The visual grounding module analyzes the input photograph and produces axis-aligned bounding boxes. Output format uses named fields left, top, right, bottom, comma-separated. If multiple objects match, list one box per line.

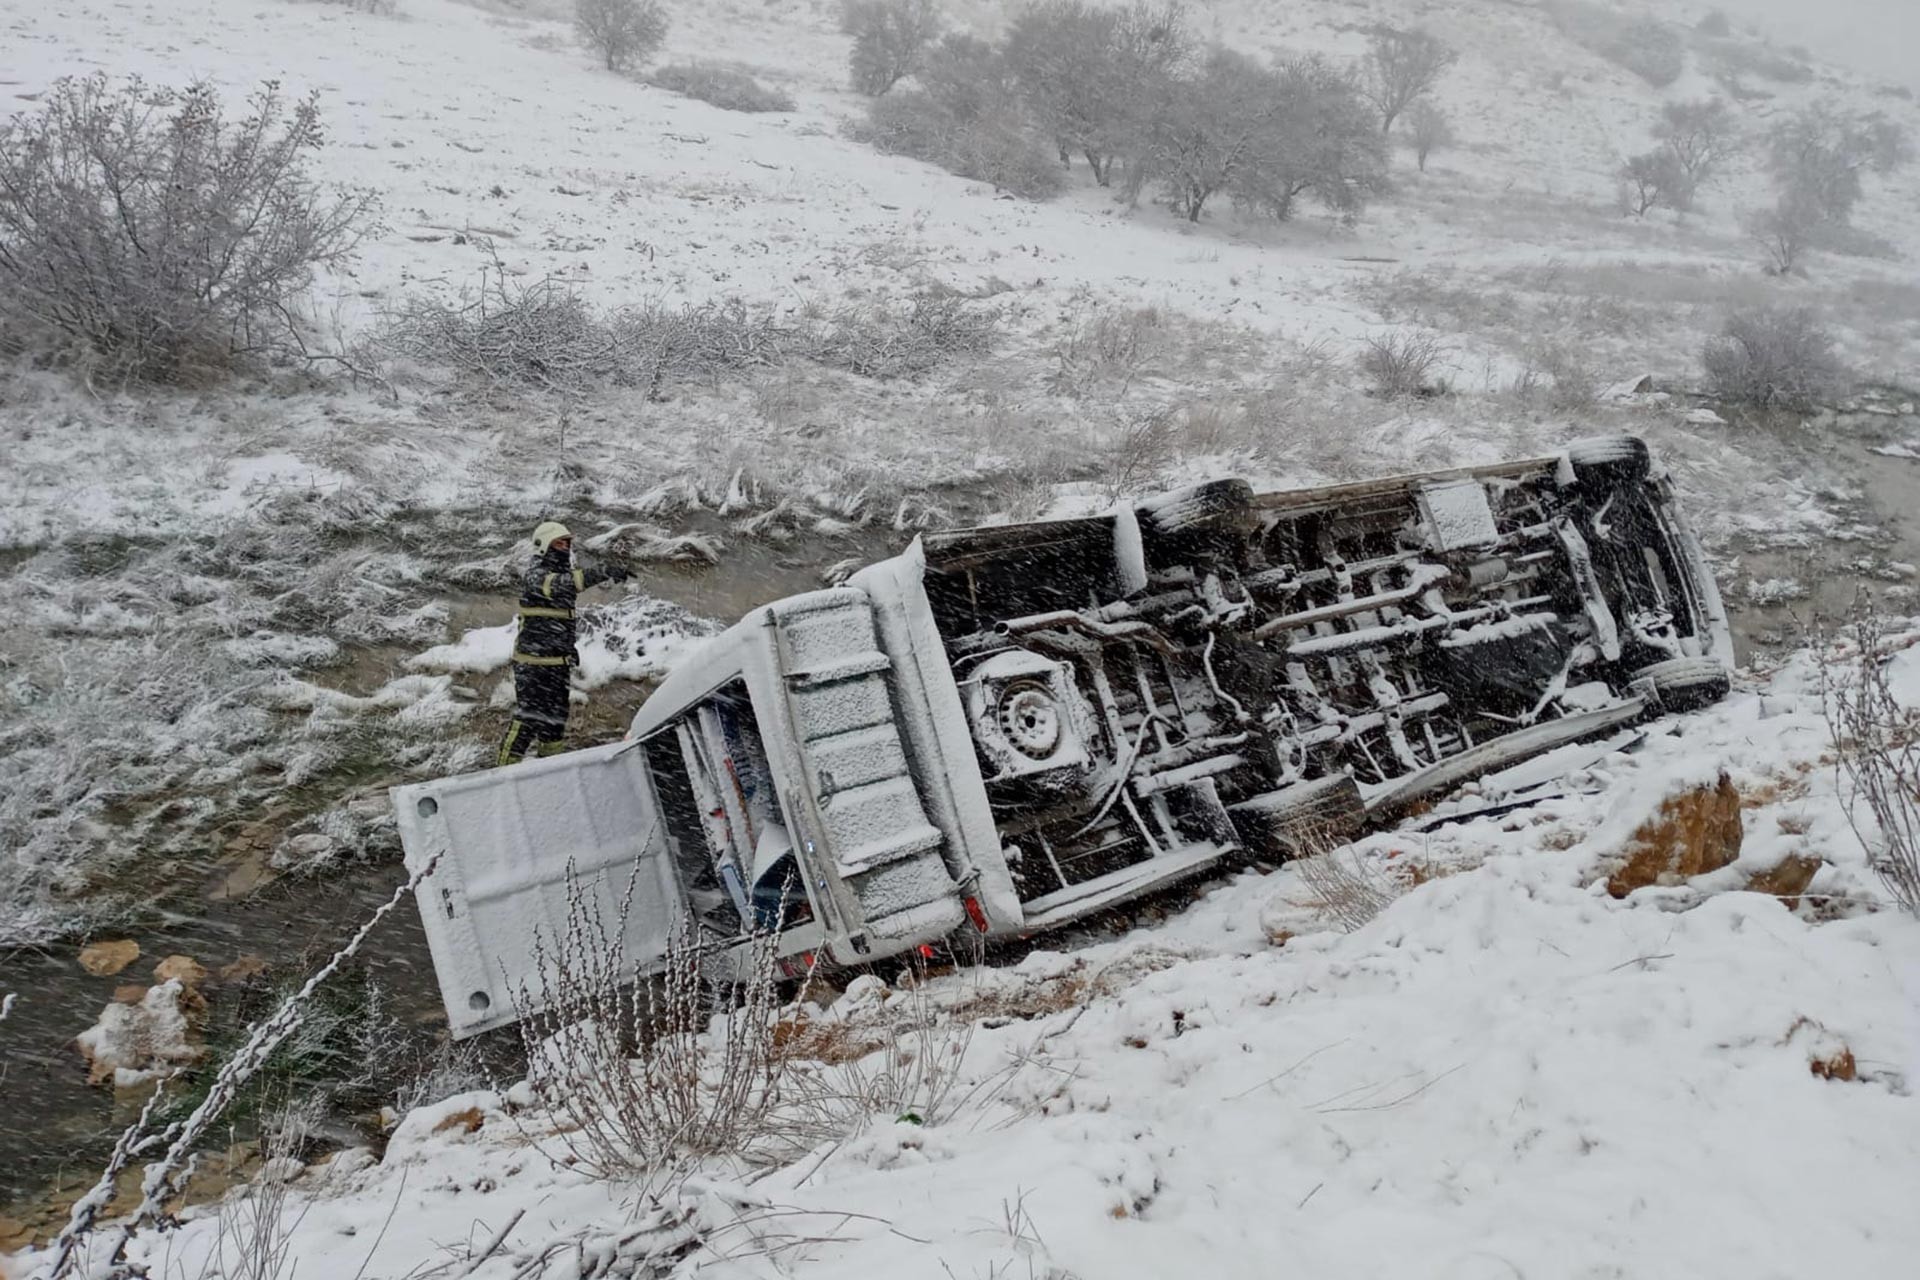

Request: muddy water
left=0, top=518, right=913, bottom=1229
left=1717, top=409, right=1920, bottom=660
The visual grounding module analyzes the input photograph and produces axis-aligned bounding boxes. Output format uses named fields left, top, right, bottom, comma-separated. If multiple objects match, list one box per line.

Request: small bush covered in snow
left=1359, top=330, right=1446, bottom=399
left=1700, top=305, right=1848, bottom=410
left=647, top=63, right=795, bottom=113
left=574, top=0, right=668, bottom=74
left=0, top=75, right=374, bottom=383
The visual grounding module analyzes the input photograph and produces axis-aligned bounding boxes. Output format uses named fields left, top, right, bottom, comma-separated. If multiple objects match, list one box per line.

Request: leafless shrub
left=1405, top=100, right=1452, bottom=171
left=0, top=75, right=375, bottom=384
left=1359, top=330, right=1446, bottom=398
left=1746, top=194, right=1820, bottom=275
left=803, top=293, right=1000, bottom=378
left=1512, top=341, right=1597, bottom=411
left=648, top=63, right=795, bottom=113
left=511, top=867, right=815, bottom=1181
left=788, top=979, right=985, bottom=1131
left=843, top=0, right=943, bottom=96
left=1701, top=305, right=1847, bottom=410
left=1096, top=408, right=1177, bottom=502
left=574, top=0, right=668, bottom=73
left=1820, top=603, right=1920, bottom=919
left=381, top=268, right=995, bottom=396
left=1048, top=305, right=1163, bottom=398
left=1294, top=842, right=1395, bottom=932
left=192, top=1106, right=314, bottom=1280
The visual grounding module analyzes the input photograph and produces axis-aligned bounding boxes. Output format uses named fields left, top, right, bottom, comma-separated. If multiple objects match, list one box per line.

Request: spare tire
left=1135, top=477, right=1255, bottom=538
left=1631, top=655, right=1731, bottom=713
left=1229, top=774, right=1366, bottom=860
left=1565, top=435, right=1652, bottom=490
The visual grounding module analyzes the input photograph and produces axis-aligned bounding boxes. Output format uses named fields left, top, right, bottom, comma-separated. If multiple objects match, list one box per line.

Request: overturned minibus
left=395, top=436, right=1732, bottom=1036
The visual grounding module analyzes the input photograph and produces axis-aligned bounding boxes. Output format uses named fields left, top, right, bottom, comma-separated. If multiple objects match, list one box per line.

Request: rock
left=74, top=980, right=208, bottom=1088
left=431, top=1106, right=487, bottom=1136
left=284, top=833, right=336, bottom=859
left=111, top=984, right=149, bottom=1005
left=1606, top=773, right=1744, bottom=898
left=1810, top=1046, right=1857, bottom=1081
left=217, top=953, right=270, bottom=983
left=154, top=955, right=210, bottom=987
left=78, top=939, right=140, bottom=977
left=258, top=1156, right=306, bottom=1185
left=1744, top=853, right=1823, bottom=909
left=1683, top=407, right=1726, bottom=426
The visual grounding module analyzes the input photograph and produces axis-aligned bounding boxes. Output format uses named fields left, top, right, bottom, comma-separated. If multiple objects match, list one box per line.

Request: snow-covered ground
left=21, top=642, right=1920, bottom=1278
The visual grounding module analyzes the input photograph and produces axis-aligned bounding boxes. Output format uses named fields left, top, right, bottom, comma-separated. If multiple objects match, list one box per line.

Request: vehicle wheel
left=1135, top=478, right=1255, bottom=539
left=1229, top=774, right=1367, bottom=860
left=1565, top=435, right=1651, bottom=490
left=1631, top=655, right=1731, bottom=713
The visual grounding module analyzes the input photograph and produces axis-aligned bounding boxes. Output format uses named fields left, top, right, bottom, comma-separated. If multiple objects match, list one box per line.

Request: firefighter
left=496, top=521, right=630, bottom=765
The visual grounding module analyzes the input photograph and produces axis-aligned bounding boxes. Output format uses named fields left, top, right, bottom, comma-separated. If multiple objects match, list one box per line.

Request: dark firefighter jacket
left=512, top=551, right=614, bottom=666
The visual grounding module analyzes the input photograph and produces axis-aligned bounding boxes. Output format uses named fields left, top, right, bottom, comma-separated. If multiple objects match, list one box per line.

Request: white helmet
left=531, top=521, right=572, bottom=553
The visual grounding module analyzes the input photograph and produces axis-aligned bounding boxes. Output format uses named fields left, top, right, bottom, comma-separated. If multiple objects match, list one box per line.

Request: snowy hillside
left=5, top=0, right=1920, bottom=1270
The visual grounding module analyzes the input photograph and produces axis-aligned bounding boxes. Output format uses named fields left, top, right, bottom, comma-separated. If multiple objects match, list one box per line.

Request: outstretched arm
left=572, top=562, right=630, bottom=591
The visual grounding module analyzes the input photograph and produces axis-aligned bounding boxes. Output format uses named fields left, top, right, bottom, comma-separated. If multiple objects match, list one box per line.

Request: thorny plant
left=509, top=859, right=821, bottom=1183
left=1293, top=836, right=1397, bottom=933
left=1818, top=601, right=1920, bottom=918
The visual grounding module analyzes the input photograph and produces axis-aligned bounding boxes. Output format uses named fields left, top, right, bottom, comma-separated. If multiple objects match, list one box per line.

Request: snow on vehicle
left=395, top=436, right=1733, bottom=1036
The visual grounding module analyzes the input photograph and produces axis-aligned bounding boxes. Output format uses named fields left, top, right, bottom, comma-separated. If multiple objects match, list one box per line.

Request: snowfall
left=6, top=0, right=1920, bottom=1275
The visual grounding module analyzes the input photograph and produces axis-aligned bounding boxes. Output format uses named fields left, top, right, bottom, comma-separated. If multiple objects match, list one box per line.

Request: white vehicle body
left=395, top=437, right=1733, bottom=1037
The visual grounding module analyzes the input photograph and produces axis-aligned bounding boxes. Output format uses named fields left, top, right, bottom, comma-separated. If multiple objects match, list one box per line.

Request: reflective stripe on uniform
left=541, top=572, right=556, bottom=598
left=517, top=606, right=574, bottom=619
left=496, top=722, right=523, bottom=766
left=572, top=568, right=586, bottom=590
left=512, top=651, right=570, bottom=666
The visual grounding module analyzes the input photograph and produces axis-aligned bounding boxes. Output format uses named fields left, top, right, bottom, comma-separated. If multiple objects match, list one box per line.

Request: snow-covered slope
left=24, top=643, right=1920, bottom=1278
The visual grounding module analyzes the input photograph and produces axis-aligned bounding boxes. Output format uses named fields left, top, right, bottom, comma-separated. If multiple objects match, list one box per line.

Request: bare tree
left=1228, top=56, right=1388, bottom=223
left=1618, top=148, right=1691, bottom=217
left=1656, top=98, right=1740, bottom=199
left=1746, top=191, right=1821, bottom=275
left=574, top=0, right=669, bottom=74
left=0, top=75, right=374, bottom=383
left=1133, top=47, right=1278, bottom=221
left=842, top=0, right=943, bottom=97
left=1405, top=100, right=1452, bottom=172
left=1767, top=102, right=1912, bottom=227
left=1361, top=27, right=1456, bottom=136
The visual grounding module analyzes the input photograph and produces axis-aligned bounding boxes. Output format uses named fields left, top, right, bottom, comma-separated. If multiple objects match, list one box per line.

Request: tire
left=1229, top=774, right=1367, bottom=860
left=1631, top=655, right=1731, bottom=713
left=1565, top=435, right=1651, bottom=490
left=1135, top=478, right=1255, bottom=538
